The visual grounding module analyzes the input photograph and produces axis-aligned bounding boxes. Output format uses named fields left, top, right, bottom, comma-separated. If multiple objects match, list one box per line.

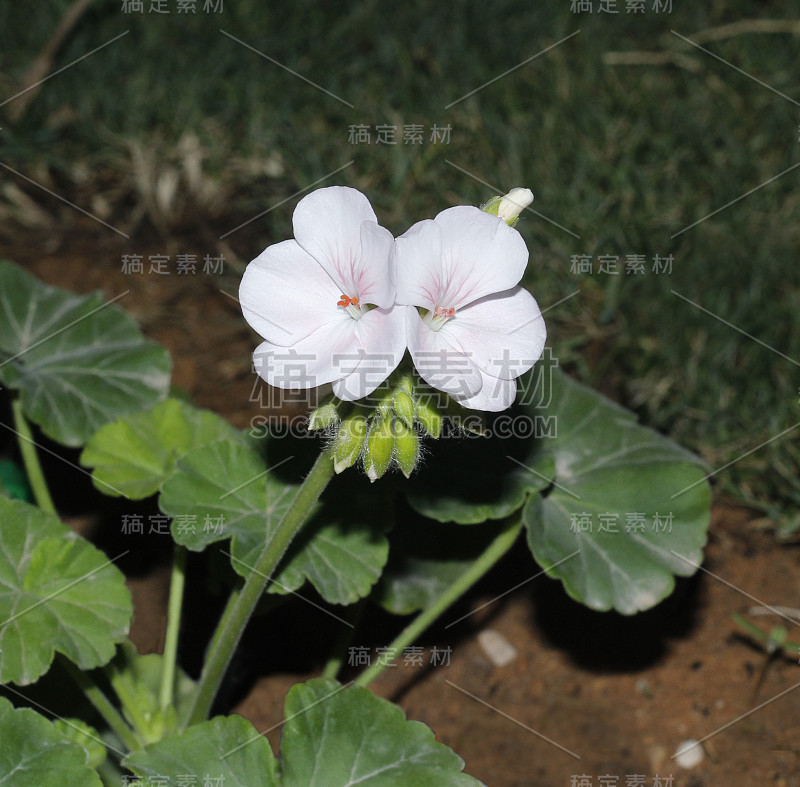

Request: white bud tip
left=497, top=188, right=533, bottom=222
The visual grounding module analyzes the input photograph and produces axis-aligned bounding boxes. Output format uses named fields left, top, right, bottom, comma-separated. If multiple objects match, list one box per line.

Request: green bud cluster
left=306, top=370, right=449, bottom=482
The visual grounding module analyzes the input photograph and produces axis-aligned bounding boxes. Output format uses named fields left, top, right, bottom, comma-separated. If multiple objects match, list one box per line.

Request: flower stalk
left=11, top=397, right=56, bottom=515
left=181, top=448, right=335, bottom=728
left=354, top=516, right=523, bottom=688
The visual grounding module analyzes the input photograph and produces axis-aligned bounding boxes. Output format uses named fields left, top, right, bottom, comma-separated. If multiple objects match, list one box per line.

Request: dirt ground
left=9, top=236, right=800, bottom=787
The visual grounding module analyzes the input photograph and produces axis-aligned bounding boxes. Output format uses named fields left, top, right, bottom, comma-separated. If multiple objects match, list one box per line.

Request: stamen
left=338, top=295, right=361, bottom=308
left=426, top=304, right=456, bottom=332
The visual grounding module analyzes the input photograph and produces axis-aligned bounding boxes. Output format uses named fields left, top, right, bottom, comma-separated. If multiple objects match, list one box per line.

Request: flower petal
left=239, top=240, right=343, bottom=347
left=395, top=218, right=441, bottom=310
left=433, top=206, right=529, bottom=308
left=252, top=315, right=360, bottom=391
left=451, top=369, right=518, bottom=412
left=443, top=286, right=546, bottom=380
left=293, top=186, right=394, bottom=307
left=405, top=306, right=482, bottom=397
left=331, top=306, right=407, bottom=400
left=356, top=220, right=396, bottom=307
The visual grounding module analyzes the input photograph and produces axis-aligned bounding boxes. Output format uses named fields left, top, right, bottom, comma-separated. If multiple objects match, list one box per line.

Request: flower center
left=425, top=304, right=456, bottom=332
left=337, top=294, right=364, bottom=319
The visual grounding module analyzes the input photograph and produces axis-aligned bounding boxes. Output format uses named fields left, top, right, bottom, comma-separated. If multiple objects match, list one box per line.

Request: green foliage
left=159, top=442, right=390, bottom=604
left=52, top=718, right=107, bottom=770
left=107, top=641, right=196, bottom=744
left=81, top=398, right=245, bottom=499
left=280, top=678, right=484, bottom=786
left=0, top=261, right=170, bottom=447
left=124, top=713, right=279, bottom=786
left=0, top=697, right=103, bottom=787
left=0, top=459, right=33, bottom=502
left=523, top=370, right=711, bottom=613
left=0, top=497, right=132, bottom=685
left=378, top=516, right=514, bottom=615
left=126, top=678, right=484, bottom=786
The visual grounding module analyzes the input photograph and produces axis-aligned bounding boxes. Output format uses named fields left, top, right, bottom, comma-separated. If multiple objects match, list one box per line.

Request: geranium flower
left=395, top=205, right=546, bottom=411
left=239, top=186, right=406, bottom=401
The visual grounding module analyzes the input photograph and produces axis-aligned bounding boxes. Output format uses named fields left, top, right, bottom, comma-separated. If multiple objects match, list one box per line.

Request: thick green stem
left=182, top=449, right=335, bottom=728
left=354, top=517, right=523, bottom=688
left=159, top=545, right=187, bottom=711
left=321, top=597, right=367, bottom=680
left=11, top=398, right=55, bottom=514
left=59, top=656, right=141, bottom=753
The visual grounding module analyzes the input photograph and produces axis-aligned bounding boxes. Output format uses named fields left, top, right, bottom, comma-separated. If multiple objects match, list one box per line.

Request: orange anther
left=338, top=294, right=361, bottom=308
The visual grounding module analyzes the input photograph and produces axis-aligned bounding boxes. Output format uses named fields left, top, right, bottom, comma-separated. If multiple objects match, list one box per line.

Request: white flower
left=395, top=206, right=546, bottom=411
left=239, top=186, right=406, bottom=401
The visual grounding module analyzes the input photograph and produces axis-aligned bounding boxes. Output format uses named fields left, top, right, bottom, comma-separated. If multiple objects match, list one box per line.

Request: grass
left=2, top=0, right=800, bottom=518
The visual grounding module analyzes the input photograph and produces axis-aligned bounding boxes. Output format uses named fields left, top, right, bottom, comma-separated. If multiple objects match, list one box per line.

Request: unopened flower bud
left=482, top=187, right=533, bottom=227
left=416, top=393, right=443, bottom=439
left=393, top=420, right=419, bottom=478
left=307, top=401, right=340, bottom=431
left=392, top=389, right=416, bottom=428
left=332, top=413, right=368, bottom=474
left=497, top=188, right=533, bottom=224
left=364, top=416, right=394, bottom=482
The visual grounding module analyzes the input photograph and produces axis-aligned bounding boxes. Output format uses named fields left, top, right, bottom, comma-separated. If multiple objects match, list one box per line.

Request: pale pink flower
left=239, top=187, right=406, bottom=401
left=396, top=206, right=546, bottom=411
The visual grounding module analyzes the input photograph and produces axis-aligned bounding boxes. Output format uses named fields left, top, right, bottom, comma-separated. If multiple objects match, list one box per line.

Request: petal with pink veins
left=444, top=287, right=546, bottom=380
left=405, top=306, right=482, bottom=398
left=252, top=314, right=361, bottom=391
left=331, top=306, right=408, bottom=400
left=430, top=206, right=529, bottom=309
left=395, top=218, right=442, bottom=310
left=239, top=240, right=343, bottom=347
left=293, top=186, right=393, bottom=306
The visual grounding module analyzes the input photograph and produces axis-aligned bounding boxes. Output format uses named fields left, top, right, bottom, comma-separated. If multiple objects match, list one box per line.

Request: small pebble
left=477, top=629, right=518, bottom=667
left=673, top=739, right=704, bottom=769
left=635, top=678, right=653, bottom=698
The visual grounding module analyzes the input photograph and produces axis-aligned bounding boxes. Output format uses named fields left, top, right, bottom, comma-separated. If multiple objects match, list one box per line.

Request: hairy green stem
left=159, top=545, right=187, bottom=711
left=59, top=656, right=141, bottom=753
left=182, top=449, right=335, bottom=728
left=11, top=398, right=56, bottom=514
left=354, top=517, right=523, bottom=688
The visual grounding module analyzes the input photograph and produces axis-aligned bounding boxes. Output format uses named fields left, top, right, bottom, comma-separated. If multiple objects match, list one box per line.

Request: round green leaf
left=266, top=486, right=390, bottom=605
left=0, top=260, right=171, bottom=447
left=0, top=497, right=132, bottom=685
left=406, top=422, right=554, bottom=525
left=52, top=719, right=107, bottom=770
left=159, top=444, right=389, bottom=605
left=124, top=713, right=278, bottom=786
left=280, top=678, right=485, bottom=786
left=0, top=696, right=102, bottom=786
left=158, top=440, right=288, bottom=562
left=522, top=370, right=711, bottom=614
left=81, top=398, right=245, bottom=499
